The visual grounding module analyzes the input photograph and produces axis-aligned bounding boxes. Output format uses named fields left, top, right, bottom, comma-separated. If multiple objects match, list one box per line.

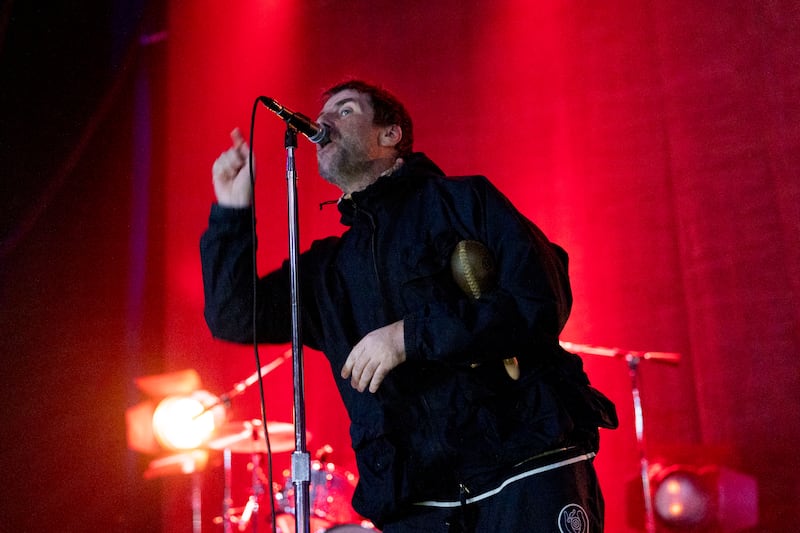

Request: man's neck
left=341, top=156, right=403, bottom=194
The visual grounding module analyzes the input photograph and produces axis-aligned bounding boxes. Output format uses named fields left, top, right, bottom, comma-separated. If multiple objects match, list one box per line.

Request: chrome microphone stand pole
left=283, top=127, right=311, bottom=533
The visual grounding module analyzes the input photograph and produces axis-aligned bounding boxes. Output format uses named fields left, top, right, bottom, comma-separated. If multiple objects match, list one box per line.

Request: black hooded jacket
left=200, top=153, right=617, bottom=525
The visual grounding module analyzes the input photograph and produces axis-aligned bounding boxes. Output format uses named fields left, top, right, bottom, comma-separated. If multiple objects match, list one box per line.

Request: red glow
left=162, top=2, right=794, bottom=532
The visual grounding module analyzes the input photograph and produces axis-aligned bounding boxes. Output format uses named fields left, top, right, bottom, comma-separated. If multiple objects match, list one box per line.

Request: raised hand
left=211, top=128, right=253, bottom=207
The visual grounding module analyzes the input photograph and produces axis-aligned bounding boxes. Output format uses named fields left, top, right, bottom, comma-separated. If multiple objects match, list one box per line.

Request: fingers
left=341, top=355, right=354, bottom=380
left=231, top=128, right=249, bottom=159
left=341, top=346, right=379, bottom=393
left=213, top=142, right=247, bottom=180
left=352, top=359, right=374, bottom=393
left=231, top=127, right=245, bottom=148
left=341, top=347, right=397, bottom=393
left=341, top=322, right=406, bottom=393
left=215, top=128, right=247, bottom=177
left=341, top=347, right=366, bottom=391
left=214, top=150, right=239, bottom=173
left=354, top=358, right=383, bottom=393
left=368, top=365, right=389, bottom=393
left=211, top=127, right=254, bottom=207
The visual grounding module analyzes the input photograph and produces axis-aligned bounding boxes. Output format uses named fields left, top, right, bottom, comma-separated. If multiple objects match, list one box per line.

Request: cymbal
left=559, top=341, right=681, bottom=365
left=206, top=419, right=307, bottom=454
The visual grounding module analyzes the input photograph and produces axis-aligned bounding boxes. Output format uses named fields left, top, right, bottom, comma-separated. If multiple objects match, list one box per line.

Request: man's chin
left=317, top=166, right=344, bottom=189
left=317, top=147, right=337, bottom=174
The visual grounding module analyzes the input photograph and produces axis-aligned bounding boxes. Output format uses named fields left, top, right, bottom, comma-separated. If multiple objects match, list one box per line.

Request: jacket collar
left=337, top=152, right=445, bottom=226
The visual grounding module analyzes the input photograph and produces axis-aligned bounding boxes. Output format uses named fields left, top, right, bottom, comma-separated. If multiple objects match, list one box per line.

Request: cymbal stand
left=238, top=450, right=266, bottom=532
left=626, top=353, right=655, bottom=533
left=559, top=341, right=680, bottom=533
left=192, top=471, right=202, bottom=533
left=222, top=447, right=233, bottom=533
left=198, top=350, right=292, bottom=418
left=219, top=442, right=272, bottom=533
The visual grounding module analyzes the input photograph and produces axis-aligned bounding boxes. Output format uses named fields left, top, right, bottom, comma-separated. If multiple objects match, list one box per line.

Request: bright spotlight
left=152, top=390, right=226, bottom=450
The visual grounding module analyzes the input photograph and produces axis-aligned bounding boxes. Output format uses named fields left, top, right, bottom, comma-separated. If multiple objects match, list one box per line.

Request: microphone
left=260, top=96, right=329, bottom=144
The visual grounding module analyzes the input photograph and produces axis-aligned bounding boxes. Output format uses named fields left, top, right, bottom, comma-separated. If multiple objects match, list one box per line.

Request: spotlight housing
left=645, top=462, right=758, bottom=532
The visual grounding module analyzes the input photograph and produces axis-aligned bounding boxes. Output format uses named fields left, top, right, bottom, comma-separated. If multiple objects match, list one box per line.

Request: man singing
left=201, top=80, right=617, bottom=532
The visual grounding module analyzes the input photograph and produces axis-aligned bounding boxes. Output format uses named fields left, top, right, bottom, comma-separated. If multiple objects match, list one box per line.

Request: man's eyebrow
left=318, top=97, right=358, bottom=119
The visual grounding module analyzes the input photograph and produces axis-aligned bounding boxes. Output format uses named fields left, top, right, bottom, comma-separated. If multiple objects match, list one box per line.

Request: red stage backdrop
left=161, top=1, right=799, bottom=531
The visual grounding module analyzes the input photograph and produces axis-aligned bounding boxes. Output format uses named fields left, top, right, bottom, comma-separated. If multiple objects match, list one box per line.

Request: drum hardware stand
left=191, top=471, right=203, bottom=533
left=197, top=350, right=292, bottom=419
left=559, top=341, right=680, bottom=533
left=627, top=353, right=655, bottom=533
left=209, top=353, right=292, bottom=533
left=218, top=440, right=274, bottom=533
left=239, top=449, right=267, bottom=532
left=222, top=447, right=233, bottom=533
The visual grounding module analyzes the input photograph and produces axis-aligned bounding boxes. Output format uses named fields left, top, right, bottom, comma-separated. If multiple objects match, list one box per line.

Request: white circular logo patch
left=558, top=503, right=589, bottom=533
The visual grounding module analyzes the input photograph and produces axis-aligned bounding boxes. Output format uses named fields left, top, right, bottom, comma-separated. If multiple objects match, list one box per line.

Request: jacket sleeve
left=200, top=204, right=296, bottom=345
left=403, top=176, right=572, bottom=367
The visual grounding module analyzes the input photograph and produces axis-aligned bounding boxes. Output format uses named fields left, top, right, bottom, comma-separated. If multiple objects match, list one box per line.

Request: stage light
left=646, top=463, right=758, bottom=532
left=126, top=369, right=226, bottom=476
left=652, top=465, right=713, bottom=528
left=152, top=390, right=226, bottom=450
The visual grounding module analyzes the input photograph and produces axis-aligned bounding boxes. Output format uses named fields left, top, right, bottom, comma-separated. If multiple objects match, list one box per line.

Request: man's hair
left=323, top=80, right=414, bottom=156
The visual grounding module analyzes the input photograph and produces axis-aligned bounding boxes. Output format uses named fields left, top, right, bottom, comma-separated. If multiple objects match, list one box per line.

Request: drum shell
left=276, top=460, right=361, bottom=525
left=274, top=514, right=377, bottom=533
left=325, top=525, right=379, bottom=533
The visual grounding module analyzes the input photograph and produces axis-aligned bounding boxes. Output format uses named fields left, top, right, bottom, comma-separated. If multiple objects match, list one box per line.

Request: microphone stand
left=283, top=127, right=311, bottom=533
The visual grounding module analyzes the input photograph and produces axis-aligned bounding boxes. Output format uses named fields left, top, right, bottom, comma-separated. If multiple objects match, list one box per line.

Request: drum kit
left=151, top=351, right=370, bottom=533
left=205, top=418, right=376, bottom=533
left=201, top=410, right=374, bottom=532
left=190, top=341, right=680, bottom=533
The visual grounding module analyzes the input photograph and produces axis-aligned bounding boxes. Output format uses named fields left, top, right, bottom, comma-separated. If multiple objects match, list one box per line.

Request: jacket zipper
left=353, top=202, right=387, bottom=313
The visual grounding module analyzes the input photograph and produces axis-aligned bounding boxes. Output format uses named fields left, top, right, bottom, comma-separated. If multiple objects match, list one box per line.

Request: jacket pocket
left=348, top=421, right=404, bottom=525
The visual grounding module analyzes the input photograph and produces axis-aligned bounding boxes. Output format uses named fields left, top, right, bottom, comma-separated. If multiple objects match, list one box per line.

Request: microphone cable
left=246, top=96, right=279, bottom=533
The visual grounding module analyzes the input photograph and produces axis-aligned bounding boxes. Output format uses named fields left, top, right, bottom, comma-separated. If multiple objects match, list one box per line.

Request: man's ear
left=379, top=124, right=402, bottom=148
